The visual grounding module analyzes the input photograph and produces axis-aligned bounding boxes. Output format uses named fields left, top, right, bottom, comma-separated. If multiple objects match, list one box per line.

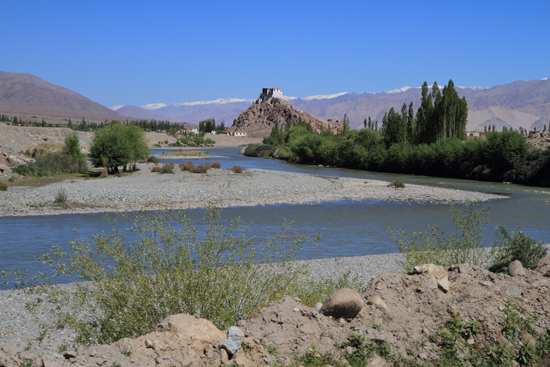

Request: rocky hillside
left=230, top=98, right=342, bottom=138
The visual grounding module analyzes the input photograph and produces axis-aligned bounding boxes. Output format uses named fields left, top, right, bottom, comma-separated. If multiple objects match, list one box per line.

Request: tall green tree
left=90, top=123, right=149, bottom=174
left=382, top=107, right=407, bottom=146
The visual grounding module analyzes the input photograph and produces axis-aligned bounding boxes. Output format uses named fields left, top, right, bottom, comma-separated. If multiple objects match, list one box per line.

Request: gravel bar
left=0, top=164, right=507, bottom=218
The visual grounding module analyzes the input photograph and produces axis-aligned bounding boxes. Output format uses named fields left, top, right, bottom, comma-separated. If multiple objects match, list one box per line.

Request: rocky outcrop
left=230, top=97, right=342, bottom=138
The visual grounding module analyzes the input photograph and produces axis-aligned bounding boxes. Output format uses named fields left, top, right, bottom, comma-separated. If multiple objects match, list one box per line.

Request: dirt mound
left=242, top=262, right=550, bottom=365
left=231, top=98, right=342, bottom=138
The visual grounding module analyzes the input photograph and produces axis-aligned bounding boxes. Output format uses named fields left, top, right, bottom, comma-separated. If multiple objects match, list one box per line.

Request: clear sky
left=2, top=0, right=549, bottom=107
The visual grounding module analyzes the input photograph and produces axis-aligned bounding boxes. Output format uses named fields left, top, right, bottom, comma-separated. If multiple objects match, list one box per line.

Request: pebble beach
left=0, top=164, right=507, bottom=218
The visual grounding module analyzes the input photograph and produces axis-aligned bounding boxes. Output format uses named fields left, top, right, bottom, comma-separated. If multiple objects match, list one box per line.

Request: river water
left=1, top=147, right=549, bottom=289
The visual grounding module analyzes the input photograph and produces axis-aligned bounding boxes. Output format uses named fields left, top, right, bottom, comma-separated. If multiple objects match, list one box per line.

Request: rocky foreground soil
left=2, top=257, right=550, bottom=367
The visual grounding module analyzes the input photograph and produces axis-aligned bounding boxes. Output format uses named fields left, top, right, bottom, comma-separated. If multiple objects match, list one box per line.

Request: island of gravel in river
left=0, top=164, right=507, bottom=217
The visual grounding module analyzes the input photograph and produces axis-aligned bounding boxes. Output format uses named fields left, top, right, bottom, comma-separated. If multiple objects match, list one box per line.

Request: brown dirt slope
left=230, top=98, right=343, bottom=138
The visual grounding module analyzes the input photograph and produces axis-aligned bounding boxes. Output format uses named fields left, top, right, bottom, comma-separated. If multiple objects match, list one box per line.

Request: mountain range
left=113, top=78, right=550, bottom=131
left=1, top=70, right=549, bottom=132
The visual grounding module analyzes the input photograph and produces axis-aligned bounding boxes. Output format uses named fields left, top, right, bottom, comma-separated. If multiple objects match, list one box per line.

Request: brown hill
left=230, top=97, right=342, bottom=138
left=0, top=71, right=120, bottom=116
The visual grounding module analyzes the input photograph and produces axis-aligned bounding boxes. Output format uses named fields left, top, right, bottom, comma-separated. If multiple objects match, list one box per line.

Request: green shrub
left=191, top=163, right=210, bottom=174
left=147, top=156, right=159, bottom=164
left=22, top=208, right=310, bottom=346
left=205, top=138, right=215, bottom=145
left=62, top=134, right=86, bottom=168
left=159, top=163, right=175, bottom=174
left=243, top=144, right=273, bottom=158
left=179, top=161, right=195, bottom=172
left=0, top=181, right=7, bottom=191
left=388, top=180, right=405, bottom=188
left=230, top=165, right=244, bottom=173
left=193, top=135, right=205, bottom=145
left=179, top=137, right=189, bottom=145
left=489, top=225, right=548, bottom=273
left=13, top=152, right=84, bottom=177
left=209, top=161, right=221, bottom=169
left=394, top=201, right=492, bottom=272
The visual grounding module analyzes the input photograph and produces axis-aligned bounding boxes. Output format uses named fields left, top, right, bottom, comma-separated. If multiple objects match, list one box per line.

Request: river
left=1, top=147, right=549, bottom=289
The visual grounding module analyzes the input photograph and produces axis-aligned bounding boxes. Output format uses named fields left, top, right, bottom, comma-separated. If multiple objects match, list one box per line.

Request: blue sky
left=2, top=1, right=549, bottom=107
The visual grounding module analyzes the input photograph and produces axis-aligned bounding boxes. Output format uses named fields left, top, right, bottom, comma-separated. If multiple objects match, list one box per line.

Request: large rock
left=535, top=256, right=550, bottom=276
left=509, top=260, right=526, bottom=277
left=414, top=264, right=450, bottom=292
left=320, top=287, right=365, bottom=318
left=155, top=313, right=226, bottom=342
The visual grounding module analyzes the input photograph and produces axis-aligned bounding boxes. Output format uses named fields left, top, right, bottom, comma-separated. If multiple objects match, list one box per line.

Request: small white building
left=259, top=87, right=283, bottom=102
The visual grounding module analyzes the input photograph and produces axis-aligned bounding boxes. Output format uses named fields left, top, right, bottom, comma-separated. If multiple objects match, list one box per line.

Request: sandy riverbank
left=0, top=164, right=507, bottom=218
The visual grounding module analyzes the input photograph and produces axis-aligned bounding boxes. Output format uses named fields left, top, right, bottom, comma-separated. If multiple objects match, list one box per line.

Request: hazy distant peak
left=379, top=86, right=413, bottom=94
left=110, top=105, right=124, bottom=111
left=173, top=98, right=253, bottom=107
left=300, top=92, right=349, bottom=101
left=456, top=86, right=487, bottom=90
left=141, top=103, right=168, bottom=110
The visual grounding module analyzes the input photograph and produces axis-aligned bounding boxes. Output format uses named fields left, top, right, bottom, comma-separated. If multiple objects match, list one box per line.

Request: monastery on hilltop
left=259, top=88, right=283, bottom=103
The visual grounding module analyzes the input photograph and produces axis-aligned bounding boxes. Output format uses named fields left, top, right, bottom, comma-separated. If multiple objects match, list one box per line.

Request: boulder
left=367, top=296, right=388, bottom=312
left=535, top=256, right=550, bottom=276
left=320, top=287, right=365, bottom=319
left=221, top=326, right=243, bottom=356
left=509, top=260, right=526, bottom=277
left=414, top=264, right=450, bottom=292
left=155, top=313, right=226, bottom=342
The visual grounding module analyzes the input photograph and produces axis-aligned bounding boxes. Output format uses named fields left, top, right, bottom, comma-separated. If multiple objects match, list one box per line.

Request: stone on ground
left=320, top=287, right=365, bottom=318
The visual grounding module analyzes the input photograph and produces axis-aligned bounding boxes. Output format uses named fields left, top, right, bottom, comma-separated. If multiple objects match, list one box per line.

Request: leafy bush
left=191, top=163, right=210, bottom=174
left=160, top=163, right=175, bottom=174
left=243, top=144, right=273, bottom=158
left=62, top=134, right=86, bottom=168
left=209, top=161, right=221, bottom=169
left=179, top=161, right=195, bottom=172
left=193, top=135, right=205, bottom=145
left=151, top=164, right=174, bottom=174
left=13, top=152, right=84, bottom=177
left=230, top=165, right=244, bottom=173
left=205, top=138, right=215, bottom=145
left=0, top=181, right=7, bottom=191
left=147, top=156, right=159, bottom=163
left=22, top=208, right=311, bottom=346
left=179, top=137, right=189, bottom=145
left=388, top=180, right=405, bottom=188
left=394, top=201, right=491, bottom=272
left=489, top=225, right=548, bottom=273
